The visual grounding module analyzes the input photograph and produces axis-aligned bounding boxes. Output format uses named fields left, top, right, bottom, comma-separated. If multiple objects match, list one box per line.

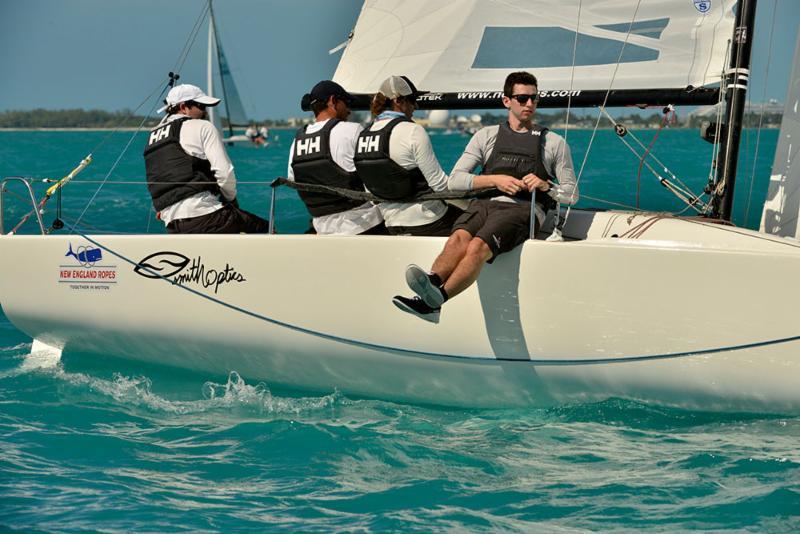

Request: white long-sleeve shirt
left=287, top=119, right=383, bottom=235
left=364, top=117, right=451, bottom=228
left=157, top=114, right=237, bottom=225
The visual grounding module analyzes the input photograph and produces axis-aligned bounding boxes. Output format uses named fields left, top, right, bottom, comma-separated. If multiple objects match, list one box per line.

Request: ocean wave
left=50, top=367, right=346, bottom=419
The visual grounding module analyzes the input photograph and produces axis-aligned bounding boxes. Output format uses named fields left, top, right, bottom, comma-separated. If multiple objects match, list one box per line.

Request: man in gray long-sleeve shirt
left=393, top=71, right=579, bottom=322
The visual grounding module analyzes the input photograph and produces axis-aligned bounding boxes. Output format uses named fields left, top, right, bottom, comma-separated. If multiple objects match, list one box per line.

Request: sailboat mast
left=711, top=0, right=758, bottom=221
left=208, top=0, right=234, bottom=138
left=207, top=0, right=216, bottom=128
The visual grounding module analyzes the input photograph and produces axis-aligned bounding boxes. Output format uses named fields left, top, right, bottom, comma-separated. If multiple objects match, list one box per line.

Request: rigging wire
left=562, top=0, right=644, bottom=227
left=598, top=108, right=707, bottom=212
left=68, top=2, right=212, bottom=234
left=545, top=0, right=583, bottom=242
left=702, top=44, right=730, bottom=215
left=70, top=113, right=156, bottom=233
left=577, top=194, right=641, bottom=211
left=743, top=0, right=778, bottom=226
left=634, top=105, right=675, bottom=208
left=563, top=0, right=582, bottom=141
left=171, top=2, right=211, bottom=76
left=39, top=179, right=276, bottom=185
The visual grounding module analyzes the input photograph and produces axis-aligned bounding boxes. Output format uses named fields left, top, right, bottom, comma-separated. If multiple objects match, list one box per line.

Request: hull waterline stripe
left=79, top=234, right=800, bottom=366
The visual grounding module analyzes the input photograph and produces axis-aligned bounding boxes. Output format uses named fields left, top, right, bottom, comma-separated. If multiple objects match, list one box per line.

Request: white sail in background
left=333, top=0, right=735, bottom=93
left=760, top=33, right=800, bottom=238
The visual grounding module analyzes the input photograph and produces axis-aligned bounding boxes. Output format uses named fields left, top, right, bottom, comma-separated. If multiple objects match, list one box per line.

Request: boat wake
left=59, top=369, right=347, bottom=418
left=2, top=342, right=346, bottom=417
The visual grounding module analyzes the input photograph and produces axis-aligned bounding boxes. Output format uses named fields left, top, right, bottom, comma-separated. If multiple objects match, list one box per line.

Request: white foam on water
left=0, top=340, right=63, bottom=378
left=51, top=366, right=344, bottom=418
left=0, top=342, right=31, bottom=353
left=19, top=339, right=62, bottom=372
left=0, top=339, right=345, bottom=416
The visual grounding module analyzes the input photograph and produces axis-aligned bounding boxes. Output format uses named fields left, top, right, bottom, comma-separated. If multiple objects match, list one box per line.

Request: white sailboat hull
left=2, top=210, right=799, bottom=412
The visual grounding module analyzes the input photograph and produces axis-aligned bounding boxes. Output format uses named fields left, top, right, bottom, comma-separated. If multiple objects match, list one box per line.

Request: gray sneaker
left=405, top=264, right=445, bottom=308
left=392, top=295, right=440, bottom=324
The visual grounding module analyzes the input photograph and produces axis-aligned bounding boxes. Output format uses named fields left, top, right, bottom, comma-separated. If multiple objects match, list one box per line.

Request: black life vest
left=353, top=116, right=431, bottom=201
left=483, top=122, right=557, bottom=211
left=291, top=119, right=366, bottom=217
left=143, top=117, right=219, bottom=211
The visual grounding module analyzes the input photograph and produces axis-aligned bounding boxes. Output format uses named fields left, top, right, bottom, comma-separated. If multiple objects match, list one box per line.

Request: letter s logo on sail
left=134, top=252, right=190, bottom=279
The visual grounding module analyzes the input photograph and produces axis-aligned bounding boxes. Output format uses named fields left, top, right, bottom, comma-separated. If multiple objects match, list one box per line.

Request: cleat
left=405, top=264, right=445, bottom=308
left=392, top=295, right=440, bottom=324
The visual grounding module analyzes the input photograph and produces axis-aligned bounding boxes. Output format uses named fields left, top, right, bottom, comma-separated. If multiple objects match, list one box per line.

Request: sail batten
left=333, top=0, right=736, bottom=98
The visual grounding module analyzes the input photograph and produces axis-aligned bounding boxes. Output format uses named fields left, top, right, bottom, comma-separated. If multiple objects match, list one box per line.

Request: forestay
left=760, top=33, right=800, bottom=239
left=333, top=0, right=735, bottom=94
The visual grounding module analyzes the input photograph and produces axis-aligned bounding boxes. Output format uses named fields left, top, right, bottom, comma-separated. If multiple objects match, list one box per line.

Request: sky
left=1, top=0, right=798, bottom=120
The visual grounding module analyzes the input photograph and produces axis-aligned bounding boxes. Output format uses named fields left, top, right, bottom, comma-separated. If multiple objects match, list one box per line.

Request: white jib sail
left=760, top=32, right=800, bottom=239
left=333, top=0, right=735, bottom=94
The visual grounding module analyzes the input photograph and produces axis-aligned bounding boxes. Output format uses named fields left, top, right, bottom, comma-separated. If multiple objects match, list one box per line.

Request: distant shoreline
left=0, top=126, right=780, bottom=132
left=0, top=126, right=298, bottom=132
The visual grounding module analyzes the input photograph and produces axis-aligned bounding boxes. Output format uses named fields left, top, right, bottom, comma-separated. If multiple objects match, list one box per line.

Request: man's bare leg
left=430, top=229, right=472, bottom=282
left=442, top=237, right=493, bottom=299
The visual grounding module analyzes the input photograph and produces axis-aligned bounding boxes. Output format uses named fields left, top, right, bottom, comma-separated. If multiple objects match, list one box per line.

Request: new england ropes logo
left=133, top=251, right=246, bottom=294
left=693, top=0, right=711, bottom=13
left=65, top=243, right=103, bottom=267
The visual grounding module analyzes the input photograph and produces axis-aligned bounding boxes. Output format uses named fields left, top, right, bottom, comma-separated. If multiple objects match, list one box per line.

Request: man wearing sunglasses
left=144, top=83, right=269, bottom=234
left=288, top=80, right=385, bottom=235
left=393, top=71, right=578, bottom=322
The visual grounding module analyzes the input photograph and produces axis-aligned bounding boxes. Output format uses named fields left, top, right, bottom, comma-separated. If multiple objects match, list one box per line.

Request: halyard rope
left=562, top=0, right=644, bottom=228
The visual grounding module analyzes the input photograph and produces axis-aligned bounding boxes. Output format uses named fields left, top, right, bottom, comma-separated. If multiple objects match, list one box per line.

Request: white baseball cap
left=158, top=84, right=221, bottom=113
left=378, top=75, right=423, bottom=100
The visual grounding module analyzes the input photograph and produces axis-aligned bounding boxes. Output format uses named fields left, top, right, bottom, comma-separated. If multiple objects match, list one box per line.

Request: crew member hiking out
left=393, top=71, right=579, bottom=322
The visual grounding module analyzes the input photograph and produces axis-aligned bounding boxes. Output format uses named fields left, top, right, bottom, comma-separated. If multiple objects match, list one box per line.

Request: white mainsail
left=760, top=32, right=800, bottom=238
left=333, top=0, right=735, bottom=93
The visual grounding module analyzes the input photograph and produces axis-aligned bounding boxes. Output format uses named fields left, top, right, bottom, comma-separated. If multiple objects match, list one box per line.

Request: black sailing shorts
left=451, top=199, right=539, bottom=261
left=166, top=204, right=270, bottom=234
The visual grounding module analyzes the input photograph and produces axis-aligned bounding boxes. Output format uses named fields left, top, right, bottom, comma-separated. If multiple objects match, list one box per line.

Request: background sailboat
left=205, top=0, right=268, bottom=148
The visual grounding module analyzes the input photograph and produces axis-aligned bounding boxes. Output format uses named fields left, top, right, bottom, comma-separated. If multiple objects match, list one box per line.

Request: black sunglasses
left=510, top=94, right=539, bottom=104
left=187, top=101, right=207, bottom=110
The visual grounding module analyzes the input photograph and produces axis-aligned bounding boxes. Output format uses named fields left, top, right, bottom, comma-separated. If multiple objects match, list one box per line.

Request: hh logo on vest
left=357, top=135, right=380, bottom=154
left=296, top=137, right=321, bottom=156
left=148, top=124, right=171, bottom=145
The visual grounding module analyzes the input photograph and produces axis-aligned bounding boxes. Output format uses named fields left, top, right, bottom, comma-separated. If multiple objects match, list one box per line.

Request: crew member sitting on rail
left=288, top=80, right=386, bottom=235
left=144, top=84, right=269, bottom=234
left=393, top=71, right=579, bottom=322
left=354, top=75, right=463, bottom=236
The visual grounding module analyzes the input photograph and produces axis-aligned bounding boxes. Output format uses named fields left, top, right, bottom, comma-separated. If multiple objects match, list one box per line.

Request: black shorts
left=167, top=204, right=270, bottom=234
left=386, top=204, right=463, bottom=237
left=451, top=199, right=538, bottom=260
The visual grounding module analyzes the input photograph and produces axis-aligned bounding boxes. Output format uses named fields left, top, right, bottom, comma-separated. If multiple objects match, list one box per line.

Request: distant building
left=286, top=116, right=314, bottom=127
left=689, top=100, right=784, bottom=119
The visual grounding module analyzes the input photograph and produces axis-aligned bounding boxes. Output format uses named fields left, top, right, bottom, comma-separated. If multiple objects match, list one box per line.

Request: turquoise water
left=2, top=128, right=798, bottom=531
